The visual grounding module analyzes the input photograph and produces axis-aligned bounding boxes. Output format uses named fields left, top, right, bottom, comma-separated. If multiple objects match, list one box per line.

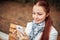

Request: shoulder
left=49, top=26, right=58, bottom=40
left=25, top=22, right=32, bottom=30
left=26, top=22, right=33, bottom=28
left=26, top=22, right=32, bottom=26
left=25, top=22, right=32, bottom=35
left=50, top=26, right=58, bottom=34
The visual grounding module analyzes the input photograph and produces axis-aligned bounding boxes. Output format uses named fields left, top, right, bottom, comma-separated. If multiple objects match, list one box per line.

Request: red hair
left=34, top=1, right=53, bottom=40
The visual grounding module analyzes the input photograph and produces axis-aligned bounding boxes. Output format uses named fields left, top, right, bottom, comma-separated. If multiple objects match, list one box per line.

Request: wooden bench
left=9, top=23, right=17, bottom=40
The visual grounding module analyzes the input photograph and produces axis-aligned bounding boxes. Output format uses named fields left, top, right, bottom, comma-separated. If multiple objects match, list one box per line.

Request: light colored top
left=25, top=22, right=58, bottom=40
left=0, top=31, right=9, bottom=40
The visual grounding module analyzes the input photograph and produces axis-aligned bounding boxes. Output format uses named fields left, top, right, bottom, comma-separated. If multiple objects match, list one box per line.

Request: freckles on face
left=32, top=5, right=47, bottom=23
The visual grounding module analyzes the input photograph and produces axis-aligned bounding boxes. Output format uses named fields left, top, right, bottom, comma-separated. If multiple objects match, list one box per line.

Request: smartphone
left=16, top=25, right=25, bottom=35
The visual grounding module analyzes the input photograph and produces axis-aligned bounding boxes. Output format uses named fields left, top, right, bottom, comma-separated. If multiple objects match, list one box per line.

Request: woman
left=17, top=1, right=58, bottom=40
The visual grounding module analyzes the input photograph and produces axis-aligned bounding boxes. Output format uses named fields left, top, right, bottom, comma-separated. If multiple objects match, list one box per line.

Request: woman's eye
left=38, top=13, right=42, bottom=15
left=36, top=12, right=42, bottom=15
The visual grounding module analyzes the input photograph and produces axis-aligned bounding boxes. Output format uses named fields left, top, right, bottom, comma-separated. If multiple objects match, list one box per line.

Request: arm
left=25, top=22, right=32, bottom=36
left=49, top=26, right=58, bottom=40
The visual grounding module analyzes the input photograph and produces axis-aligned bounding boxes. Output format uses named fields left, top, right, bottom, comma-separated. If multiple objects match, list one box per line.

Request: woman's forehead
left=33, top=5, right=45, bottom=13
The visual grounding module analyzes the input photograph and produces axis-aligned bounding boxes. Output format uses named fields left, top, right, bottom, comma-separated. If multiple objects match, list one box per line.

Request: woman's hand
left=17, top=30, right=30, bottom=40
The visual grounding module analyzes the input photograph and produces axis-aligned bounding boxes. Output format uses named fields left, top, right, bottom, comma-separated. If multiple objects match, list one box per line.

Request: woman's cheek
left=38, top=16, right=43, bottom=19
left=32, top=15, right=34, bottom=19
left=38, top=15, right=46, bottom=20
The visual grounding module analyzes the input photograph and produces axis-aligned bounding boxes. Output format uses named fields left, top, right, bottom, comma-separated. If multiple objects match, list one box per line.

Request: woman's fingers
left=17, top=30, right=23, bottom=37
left=17, top=30, right=30, bottom=40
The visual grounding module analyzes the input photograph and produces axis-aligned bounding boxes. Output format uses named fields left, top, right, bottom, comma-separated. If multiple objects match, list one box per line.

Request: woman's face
left=32, top=5, right=48, bottom=23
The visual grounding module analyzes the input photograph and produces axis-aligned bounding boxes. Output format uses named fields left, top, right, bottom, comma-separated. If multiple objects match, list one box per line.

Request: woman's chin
left=34, top=21, right=41, bottom=24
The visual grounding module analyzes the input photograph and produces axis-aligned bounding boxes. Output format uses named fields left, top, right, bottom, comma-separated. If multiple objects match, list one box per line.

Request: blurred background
left=0, top=0, right=60, bottom=40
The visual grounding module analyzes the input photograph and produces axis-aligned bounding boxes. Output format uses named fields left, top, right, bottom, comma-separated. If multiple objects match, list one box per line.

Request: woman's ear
left=46, top=14, right=49, bottom=17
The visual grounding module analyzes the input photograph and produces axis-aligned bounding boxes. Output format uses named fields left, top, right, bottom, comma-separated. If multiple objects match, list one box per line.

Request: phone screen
left=16, top=25, right=25, bottom=35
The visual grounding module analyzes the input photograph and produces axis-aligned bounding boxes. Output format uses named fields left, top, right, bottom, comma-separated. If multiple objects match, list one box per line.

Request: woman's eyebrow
left=37, top=12, right=42, bottom=14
